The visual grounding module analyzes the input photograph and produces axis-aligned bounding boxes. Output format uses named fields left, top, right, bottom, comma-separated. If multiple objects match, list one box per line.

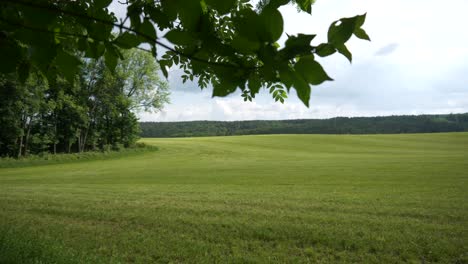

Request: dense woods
left=0, top=49, right=169, bottom=158
left=140, top=113, right=468, bottom=137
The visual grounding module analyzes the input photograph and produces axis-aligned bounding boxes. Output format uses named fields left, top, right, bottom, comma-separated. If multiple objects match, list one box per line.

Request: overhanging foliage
left=0, top=0, right=369, bottom=106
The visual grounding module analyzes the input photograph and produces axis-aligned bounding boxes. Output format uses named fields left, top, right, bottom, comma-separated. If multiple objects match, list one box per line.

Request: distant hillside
left=140, top=113, right=468, bottom=138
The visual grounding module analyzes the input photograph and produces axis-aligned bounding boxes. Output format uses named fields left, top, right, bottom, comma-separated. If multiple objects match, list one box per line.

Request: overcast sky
left=111, top=0, right=468, bottom=121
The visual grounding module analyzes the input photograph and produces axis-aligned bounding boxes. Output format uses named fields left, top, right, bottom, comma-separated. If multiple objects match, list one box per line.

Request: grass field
left=0, top=133, right=467, bottom=263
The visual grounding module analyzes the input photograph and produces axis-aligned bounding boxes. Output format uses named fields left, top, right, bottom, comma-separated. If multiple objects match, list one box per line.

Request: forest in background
left=140, top=113, right=468, bottom=137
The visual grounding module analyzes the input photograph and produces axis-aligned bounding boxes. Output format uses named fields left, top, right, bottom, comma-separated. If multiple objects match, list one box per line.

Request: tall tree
left=0, top=48, right=169, bottom=157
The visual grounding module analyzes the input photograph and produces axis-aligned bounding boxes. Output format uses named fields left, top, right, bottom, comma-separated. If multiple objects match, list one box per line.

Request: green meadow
left=0, top=133, right=467, bottom=263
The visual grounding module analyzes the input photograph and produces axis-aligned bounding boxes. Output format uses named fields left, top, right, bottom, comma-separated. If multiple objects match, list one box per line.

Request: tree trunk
left=17, top=117, right=27, bottom=158
left=17, top=136, right=23, bottom=158
left=53, top=115, right=57, bottom=154
left=77, top=129, right=82, bottom=153
left=24, top=119, right=32, bottom=156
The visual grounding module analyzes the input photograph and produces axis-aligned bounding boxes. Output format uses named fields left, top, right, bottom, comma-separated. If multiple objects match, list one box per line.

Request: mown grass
left=0, top=133, right=467, bottom=263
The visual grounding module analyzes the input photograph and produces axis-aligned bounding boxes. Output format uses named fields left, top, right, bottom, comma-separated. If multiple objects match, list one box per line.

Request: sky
left=110, top=0, right=468, bottom=121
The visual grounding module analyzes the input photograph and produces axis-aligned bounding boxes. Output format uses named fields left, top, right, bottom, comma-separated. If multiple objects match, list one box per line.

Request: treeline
left=0, top=49, right=169, bottom=158
left=140, top=113, right=468, bottom=137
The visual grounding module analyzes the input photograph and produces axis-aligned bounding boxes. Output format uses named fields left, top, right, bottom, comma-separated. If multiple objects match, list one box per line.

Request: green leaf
left=231, top=35, right=260, bottom=53
left=159, top=60, right=169, bottom=78
left=205, top=0, right=237, bottom=15
left=278, top=65, right=295, bottom=91
left=148, top=7, right=172, bottom=30
left=140, top=19, right=157, bottom=41
left=328, top=18, right=356, bottom=46
left=248, top=74, right=262, bottom=95
left=22, top=5, right=56, bottom=28
left=128, top=4, right=142, bottom=29
left=165, top=30, right=195, bottom=46
left=94, top=0, right=112, bottom=9
left=178, top=0, right=202, bottom=30
left=55, top=49, right=81, bottom=83
left=259, top=7, right=284, bottom=42
left=291, top=71, right=311, bottom=107
left=295, top=0, right=313, bottom=14
left=328, top=13, right=369, bottom=45
left=264, top=0, right=289, bottom=9
left=30, top=44, right=57, bottom=73
left=315, top=43, right=336, bottom=57
left=355, top=13, right=367, bottom=28
left=336, top=44, right=352, bottom=62
left=234, top=9, right=261, bottom=42
left=85, top=41, right=105, bottom=59
left=114, top=32, right=141, bottom=49
left=77, top=37, right=89, bottom=52
left=212, top=80, right=237, bottom=97
left=17, top=61, right=30, bottom=83
left=280, top=34, right=315, bottom=59
left=354, top=28, right=371, bottom=41
left=104, top=46, right=118, bottom=72
left=294, top=55, right=333, bottom=85
left=0, top=39, right=22, bottom=73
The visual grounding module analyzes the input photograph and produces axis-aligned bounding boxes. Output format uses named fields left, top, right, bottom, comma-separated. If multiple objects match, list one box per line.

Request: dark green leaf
left=128, top=4, right=142, bottom=29
left=159, top=60, right=169, bottom=78
left=355, top=13, right=367, bottom=28
left=205, top=0, right=237, bottom=15
left=234, top=9, right=261, bottom=42
left=212, top=80, right=237, bottom=97
left=278, top=65, right=295, bottom=91
left=55, top=49, right=81, bottom=83
left=295, top=0, right=313, bottom=14
left=17, top=61, right=30, bottom=83
left=291, top=71, right=311, bottom=107
left=22, top=6, right=56, bottom=28
left=114, top=32, right=141, bottom=49
left=77, top=37, right=89, bottom=52
left=231, top=36, right=260, bottom=53
left=30, top=44, right=57, bottom=73
left=328, top=13, right=369, bottom=45
left=94, top=0, right=112, bottom=9
left=315, top=43, right=336, bottom=57
left=294, top=55, right=333, bottom=85
left=148, top=7, right=172, bottom=30
left=0, top=39, right=22, bottom=73
left=248, top=74, right=262, bottom=95
left=165, top=30, right=195, bottom=46
left=259, top=8, right=284, bottom=42
left=280, top=34, right=315, bottom=59
left=354, top=28, right=371, bottom=41
left=85, top=41, right=105, bottom=58
left=264, top=0, right=289, bottom=9
left=140, top=19, right=157, bottom=41
left=328, top=18, right=356, bottom=45
left=336, top=44, right=352, bottom=62
left=178, top=0, right=202, bottom=30
left=104, top=45, right=118, bottom=72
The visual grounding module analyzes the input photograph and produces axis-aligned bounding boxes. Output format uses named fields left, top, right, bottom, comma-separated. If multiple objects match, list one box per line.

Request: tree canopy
left=0, top=0, right=369, bottom=106
left=0, top=48, right=169, bottom=157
